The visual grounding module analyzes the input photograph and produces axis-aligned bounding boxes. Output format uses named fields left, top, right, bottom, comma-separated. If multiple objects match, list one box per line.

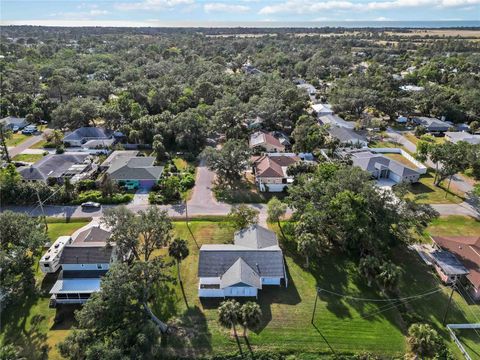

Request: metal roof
left=431, top=250, right=469, bottom=276
left=50, top=278, right=102, bottom=294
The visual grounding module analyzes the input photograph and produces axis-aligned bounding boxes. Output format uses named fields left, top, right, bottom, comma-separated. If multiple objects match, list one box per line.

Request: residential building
left=249, top=130, right=286, bottom=152
left=342, top=149, right=421, bottom=184
left=432, top=236, right=480, bottom=300
left=0, top=116, right=29, bottom=130
left=319, top=114, right=355, bottom=130
left=412, top=117, right=450, bottom=134
left=251, top=153, right=313, bottom=192
left=198, top=225, right=287, bottom=298
left=106, top=156, right=163, bottom=190
left=18, top=153, right=93, bottom=184
left=445, top=132, right=480, bottom=145
left=100, top=150, right=139, bottom=171
left=42, top=221, right=117, bottom=307
left=327, top=126, right=368, bottom=148
left=312, top=103, right=334, bottom=117
left=63, top=127, right=114, bottom=147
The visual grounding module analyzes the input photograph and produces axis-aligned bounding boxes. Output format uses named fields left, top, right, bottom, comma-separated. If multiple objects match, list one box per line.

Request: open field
left=12, top=153, right=45, bottom=163
left=426, top=216, right=480, bottom=237
left=3, top=218, right=480, bottom=359
left=5, top=133, right=29, bottom=147
left=386, top=29, right=480, bottom=38
left=407, top=170, right=465, bottom=204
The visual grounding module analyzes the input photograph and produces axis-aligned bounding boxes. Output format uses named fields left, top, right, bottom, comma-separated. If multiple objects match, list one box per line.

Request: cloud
left=259, top=0, right=480, bottom=14
left=204, top=2, right=251, bottom=13
left=50, top=9, right=109, bottom=20
left=115, top=0, right=194, bottom=11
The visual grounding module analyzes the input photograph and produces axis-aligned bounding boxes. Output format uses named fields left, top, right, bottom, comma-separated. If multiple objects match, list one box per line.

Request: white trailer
left=39, top=236, right=72, bottom=273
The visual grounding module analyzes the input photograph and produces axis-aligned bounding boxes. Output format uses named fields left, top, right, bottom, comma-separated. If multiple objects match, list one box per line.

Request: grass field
left=5, top=133, right=29, bottom=147
left=426, top=216, right=480, bottom=237
left=407, top=170, right=465, bottom=204
left=3, top=218, right=480, bottom=359
left=404, top=133, right=445, bottom=146
left=12, top=153, right=45, bottom=163
left=30, top=140, right=49, bottom=149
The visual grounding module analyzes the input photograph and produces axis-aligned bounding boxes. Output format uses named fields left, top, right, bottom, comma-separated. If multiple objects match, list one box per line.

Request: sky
left=1, top=0, right=480, bottom=27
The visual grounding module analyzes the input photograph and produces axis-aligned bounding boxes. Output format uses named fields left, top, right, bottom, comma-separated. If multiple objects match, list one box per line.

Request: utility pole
left=311, top=288, right=320, bottom=324
left=443, top=278, right=456, bottom=325
left=36, top=188, right=48, bottom=232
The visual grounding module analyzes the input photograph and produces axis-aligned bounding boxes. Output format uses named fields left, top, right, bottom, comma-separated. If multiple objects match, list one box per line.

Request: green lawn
left=426, top=216, right=480, bottom=237
left=404, top=132, right=445, bottom=146
left=5, top=133, right=29, bottom=147
left=12, top=153, right=45, bottom=163
left=407, top=170, right=465, bottom=204
left=30, top=140, right=49, bottom=149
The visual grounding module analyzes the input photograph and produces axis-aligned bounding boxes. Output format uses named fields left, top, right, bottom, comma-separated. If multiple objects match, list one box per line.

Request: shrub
left=72, top=190, right=133, bottom=205
left=76, top=179, right=97, bottom=191
left=180, top=173, right=195, bottom=191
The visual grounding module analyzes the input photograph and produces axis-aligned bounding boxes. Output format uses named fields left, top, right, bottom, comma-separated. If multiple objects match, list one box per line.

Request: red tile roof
left=432, top=236, right=480, bottom=290
left=252, top=154, right=299, bottom=178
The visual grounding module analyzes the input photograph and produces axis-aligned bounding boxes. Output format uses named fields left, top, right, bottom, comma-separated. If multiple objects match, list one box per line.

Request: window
left=97, top=264, right=103, bottom=269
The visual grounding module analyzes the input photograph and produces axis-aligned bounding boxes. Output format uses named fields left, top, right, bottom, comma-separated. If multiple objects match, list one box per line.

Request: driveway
left=8, top=132, right=45, bottom=158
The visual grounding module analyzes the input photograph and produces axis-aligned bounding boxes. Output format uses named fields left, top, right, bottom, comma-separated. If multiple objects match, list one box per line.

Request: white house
left=312, top=103, right=334, bottom=117
left=44, top=221, right=116, bottom=307
left=198, top=225, right=287, bottom=298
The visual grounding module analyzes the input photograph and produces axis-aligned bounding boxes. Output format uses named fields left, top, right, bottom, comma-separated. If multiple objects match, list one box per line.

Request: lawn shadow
left=1, top=292, right=50, bottom=360
left=163, top=305, right=212, bottom=357
left=151, top=283, right=179, bottom=322
left=50, top=304, right=80, bottom=330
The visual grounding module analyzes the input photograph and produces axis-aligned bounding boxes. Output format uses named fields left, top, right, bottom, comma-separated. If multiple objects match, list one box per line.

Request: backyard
left=3, top=218, right=480, bottom=359
left=406, top=170, right=465, bottom=204
left=426, top=215, right=480, bottom=237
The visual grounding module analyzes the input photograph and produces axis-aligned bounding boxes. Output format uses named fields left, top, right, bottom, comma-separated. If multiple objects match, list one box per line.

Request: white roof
left=50, top=278, right=101, bottom=294
left=445, top=132, right=480, bottom=145
left=312, top=103, right=333, bottom=114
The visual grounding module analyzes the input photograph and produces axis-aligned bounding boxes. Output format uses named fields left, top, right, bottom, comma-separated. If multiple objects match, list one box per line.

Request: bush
left=76, top=179, right=97, bottom=191
left=43, top=141, right=56, bottom=148
left=71, top=190, right=133, bottom=205
left=180, top=173, right=195, bottom=191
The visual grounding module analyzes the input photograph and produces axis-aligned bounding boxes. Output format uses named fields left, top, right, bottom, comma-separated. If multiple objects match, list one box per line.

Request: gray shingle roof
left=220, top=258, right=262, bottom=289
left=234, top=225, right=279, bottom=249
left=63, top=127, right=113, bottom=141
left=18, top=153, right=89, bottom=181
left=198, top=248, right=285, bottom=278
left=350, top=151, right=420, bottom=177
left=60, top=246, right=114, bottom=265
left=319, top=114, right=354, bottom=129
left=107, top=156, right=164, bottom=181
left=1, top=116, right=28, bottom=128
left=328, top=126, right=367, bottom=145
left=413, top=117, right=450, bottom=131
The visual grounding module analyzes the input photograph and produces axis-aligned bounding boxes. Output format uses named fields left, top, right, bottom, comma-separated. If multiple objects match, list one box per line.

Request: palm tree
left=377, top=262, right=402, bottom=291
left=408, top=323, right=440, bottom=356
left=168, top=238, right=189, bottom=284
left=51, top=129, right=64, bottom=147
left=240, top=301, right=262, bottom=338
left=267, top=197, right=287, bottom=240
left=359, top=255, right=380, bottom=287
left=218, top=299, right=242, bottom=339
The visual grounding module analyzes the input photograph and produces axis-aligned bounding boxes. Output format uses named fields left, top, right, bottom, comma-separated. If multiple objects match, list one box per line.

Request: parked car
left=22, top=125, right=37, bottom=135
left=12, top=125, right=19, bottom=132
left=81, top=201, right=101, bottom=209
left=39, top=120, right=48, bottom=125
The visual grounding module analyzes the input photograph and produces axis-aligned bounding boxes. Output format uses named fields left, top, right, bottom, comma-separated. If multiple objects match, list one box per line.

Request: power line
left=316, top=287, right=442, bottom=302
